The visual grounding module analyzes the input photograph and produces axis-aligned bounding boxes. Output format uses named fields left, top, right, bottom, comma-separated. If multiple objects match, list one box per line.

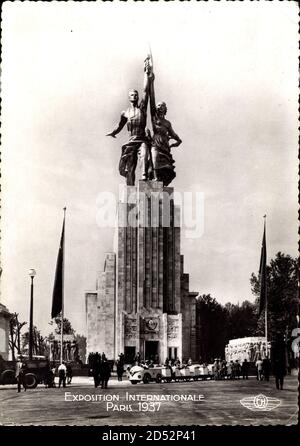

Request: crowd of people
left=211, top=357, right=272, bottom=381
left=13, top=344, right=288, bottom=392
left=126, top=353, right=286, bottom=388
left=44, top=361, right=73, bottom=388
left=88, top=352, right=112, bottom=388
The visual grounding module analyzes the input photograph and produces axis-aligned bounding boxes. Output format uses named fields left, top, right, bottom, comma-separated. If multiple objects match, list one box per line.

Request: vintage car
left=0, top=356, right=50, bottom=389
left=188, top=364, right=200, bottom=380
left=23, top=357, right=50, bottom=388
left=129, top=365, right=166, bottom=384
left=128, top=363, right=214, bottom=384
left=171, top=364, right=205, bottom=381
left=0, top=360, right=16, bottom=386
left=179, top=366, right=191, bottom=380
left=189, top=364, right=213, bottom=380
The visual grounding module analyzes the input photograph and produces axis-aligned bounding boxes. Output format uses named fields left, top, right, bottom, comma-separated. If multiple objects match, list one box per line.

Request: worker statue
left=107, top=55, right=182, bottom=187
left=106, top=58, right=153, bottom=186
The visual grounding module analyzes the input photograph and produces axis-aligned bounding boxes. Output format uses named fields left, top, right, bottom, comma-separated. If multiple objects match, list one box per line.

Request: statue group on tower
left=107, top=55, right=182, bottom=186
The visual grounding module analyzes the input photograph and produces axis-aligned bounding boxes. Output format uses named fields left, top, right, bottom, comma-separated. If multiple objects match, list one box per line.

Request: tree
left=250, top=252, right=298, bottom=342
left=75, top=334, right=87, bottom=363
left=224, top=300, right=258, bottom=340
left=8, top=313, right=27, bottom=361
left=22, top=325, right=48, bottom=356
left=196, top=294, right=228, bottom=362
left=49, top=317, right=75, bottom=335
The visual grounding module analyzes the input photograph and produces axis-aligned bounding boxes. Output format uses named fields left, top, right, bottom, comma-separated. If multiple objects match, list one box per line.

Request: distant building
left=86, top=181, right=198, bottom=364
left=0, top=303, right=12, bottom=360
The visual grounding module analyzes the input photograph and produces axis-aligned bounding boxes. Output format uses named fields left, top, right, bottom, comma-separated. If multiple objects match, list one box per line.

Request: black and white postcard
left=0, top=0, right=298, bottom=433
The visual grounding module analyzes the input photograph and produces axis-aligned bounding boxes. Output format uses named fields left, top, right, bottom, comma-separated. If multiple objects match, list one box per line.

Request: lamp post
left=29, top=269, right=36, bottom=360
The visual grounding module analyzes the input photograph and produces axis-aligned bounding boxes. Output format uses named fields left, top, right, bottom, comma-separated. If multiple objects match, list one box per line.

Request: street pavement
left=0, top=375, right=298, bottom=426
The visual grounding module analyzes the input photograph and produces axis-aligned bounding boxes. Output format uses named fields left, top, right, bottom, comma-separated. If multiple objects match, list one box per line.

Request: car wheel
left=156, top=374, right=162, bottom=383
left=1, top=369, right=16, bottom=385
left=143, top=373, right=151, bottom=384
left=24, top=373, right=38, bottom=389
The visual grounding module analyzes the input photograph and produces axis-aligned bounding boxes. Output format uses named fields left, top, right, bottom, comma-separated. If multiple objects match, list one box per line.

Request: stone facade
left=85, top=253, right=116, bottom=359
left=0, top=303, right=12, bottom=360
left=86, top=181, right=197, bottom=363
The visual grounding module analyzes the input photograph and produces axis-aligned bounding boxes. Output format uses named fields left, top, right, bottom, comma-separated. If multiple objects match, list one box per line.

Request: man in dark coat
left=272, top=336, right=287, bottom=390
left=116, top=354, right=124, bottom=382
left=92, top=353, right=101, bottom=388
left=262, top=357, right=271, bottom=381
left=241, top=359, right=249, bottom=380
left=100, top=359, right=111, bottom=389
left=273, top=358, right=286, bottom=390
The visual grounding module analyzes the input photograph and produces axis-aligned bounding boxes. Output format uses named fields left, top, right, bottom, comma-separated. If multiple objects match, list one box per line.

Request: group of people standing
left=212, top=355, right=286, bottom=389
left=55, top=362, right=73, bottom=388
left=255, top=356, right=271, bottom=381
left=44, top=361, right=73, bottom=388
left=212, top=358, right=250, bottom=380
left=89, top=352, right=111, bottom=389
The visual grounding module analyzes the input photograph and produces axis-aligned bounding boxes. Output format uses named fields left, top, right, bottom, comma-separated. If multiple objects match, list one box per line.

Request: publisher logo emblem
left=240, top=394, right=281, bottom=411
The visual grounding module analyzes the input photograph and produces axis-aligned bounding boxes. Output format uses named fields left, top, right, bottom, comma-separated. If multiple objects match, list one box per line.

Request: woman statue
left=148, top=71, right=182, bottom=186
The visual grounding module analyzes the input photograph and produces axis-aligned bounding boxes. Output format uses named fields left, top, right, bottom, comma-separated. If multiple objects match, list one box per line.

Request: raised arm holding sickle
left=106, top=61, right=153, bottom=186
left=147, top=55, right=182, bottom=185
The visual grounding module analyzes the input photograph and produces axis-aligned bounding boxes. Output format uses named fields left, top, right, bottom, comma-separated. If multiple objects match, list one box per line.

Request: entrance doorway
left=145, top=341, right=159, bottom=362
left=124, top=346, right=136, bottom=364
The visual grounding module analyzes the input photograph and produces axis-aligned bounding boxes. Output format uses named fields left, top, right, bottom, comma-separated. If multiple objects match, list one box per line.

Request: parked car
left=128, top=363, right=213, bottom=385
left=129, top=365, right=164, bottom=384
left=0, top=355, right=50, bottom=389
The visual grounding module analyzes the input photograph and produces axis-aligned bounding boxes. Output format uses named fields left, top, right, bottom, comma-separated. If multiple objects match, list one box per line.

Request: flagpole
left=263, top=215, right=268, bottom=354
left=60, top=207, right=66, bottom=363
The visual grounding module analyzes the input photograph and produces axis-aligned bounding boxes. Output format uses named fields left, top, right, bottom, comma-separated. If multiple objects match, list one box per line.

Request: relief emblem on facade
left=142, top=317, right=160, bottom=333
left=124, top=316, right=137, bottom=339
left=167, top=318, right=179, bottom=339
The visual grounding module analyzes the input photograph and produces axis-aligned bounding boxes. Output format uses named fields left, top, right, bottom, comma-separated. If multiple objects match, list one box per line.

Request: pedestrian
left=231, top=360, right=236, bottom=379
left=100, top=359, right=111, bottom=389
left=66, top=363, right=73, bottom=384
left=45, top=364, right=55, bottom=388
left=227, top=361, right=232, bottom=379
left=241, top=359, right=249, bottom=380
left=58, top=361, right=67, bottom=388
left=202, top=362, right=209, bottom=378
left=262, top=357, right=271, bottom=381
left=92, top=354, right=101, bottom=388
left=273, top=357, right=286, bottom=390
left=116, top=355, right=124, bottom=381
left=15, top=357, right=26, bottom=392
left=212, top=359, right=218, bottom=380
left=235, top=360, right=241, bottom=379
left=220, top=361, right=227, bottom=379
left=255, top=356, right=263, bottom=381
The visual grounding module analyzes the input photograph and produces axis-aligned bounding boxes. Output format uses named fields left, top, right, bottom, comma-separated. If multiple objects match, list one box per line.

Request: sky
left=1, top=1, right=298, bottom=337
